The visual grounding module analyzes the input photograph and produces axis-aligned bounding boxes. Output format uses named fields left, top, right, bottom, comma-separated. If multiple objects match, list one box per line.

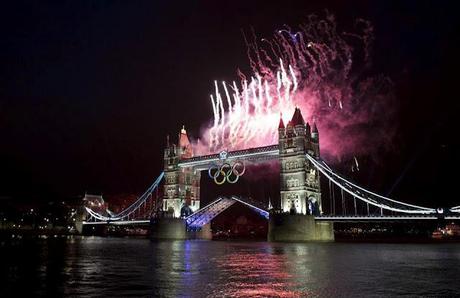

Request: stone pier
left=150, top=218, right=212, bottom=240
left=268, top=213, right=334, bottom=242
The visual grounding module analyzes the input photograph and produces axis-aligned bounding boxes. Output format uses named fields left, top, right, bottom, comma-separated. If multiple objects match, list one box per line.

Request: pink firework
left=195, top=13, right=395, bottom=160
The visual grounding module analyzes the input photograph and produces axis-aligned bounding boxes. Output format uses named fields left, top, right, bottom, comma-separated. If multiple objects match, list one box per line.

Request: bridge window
left=167, top=176, right=176, bottom=184
left=287, top=179, right=300, bottom=188
left=285, top=161, right=300, bottom=170
left=288, top=194, right=299, bottom=201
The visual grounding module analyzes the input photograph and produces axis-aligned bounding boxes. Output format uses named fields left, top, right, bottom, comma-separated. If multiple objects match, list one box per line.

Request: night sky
left=1, top=1, right=459, bottom=208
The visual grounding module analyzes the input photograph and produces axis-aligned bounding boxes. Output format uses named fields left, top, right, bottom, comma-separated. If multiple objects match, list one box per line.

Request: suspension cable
left=306, top=155, right=436, bottom=214
left=313, top=157, right=435, bottom=211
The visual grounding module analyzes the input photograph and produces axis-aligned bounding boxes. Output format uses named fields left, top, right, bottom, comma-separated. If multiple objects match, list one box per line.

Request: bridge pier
left=75, top=220, right=84, bottom=234
left=150, top=218, right=188, bottom=240
left=150, top=218, right=212, bottom=240
left=268, top=213, right=334, bottom=242
left=187, top=223, right=213, bottom=240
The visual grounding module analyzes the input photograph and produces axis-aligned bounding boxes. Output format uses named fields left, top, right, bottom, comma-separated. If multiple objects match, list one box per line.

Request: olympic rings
left=208, top=161, right=246, bottom=185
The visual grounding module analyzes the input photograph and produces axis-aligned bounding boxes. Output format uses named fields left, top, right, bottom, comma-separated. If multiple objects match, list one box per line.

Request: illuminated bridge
left=83, top=147, right=460, bottom=226
left=83, top=108, right=460, bottom=239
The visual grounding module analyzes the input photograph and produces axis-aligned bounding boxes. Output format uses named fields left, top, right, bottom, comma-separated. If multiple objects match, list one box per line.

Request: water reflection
left=2, top=238, right=460, bottom=297
left=212, top=245, right=299, bottom=297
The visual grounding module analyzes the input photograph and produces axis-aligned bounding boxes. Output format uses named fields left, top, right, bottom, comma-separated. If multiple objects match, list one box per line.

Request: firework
left=196, top=13, right=395, bottom=159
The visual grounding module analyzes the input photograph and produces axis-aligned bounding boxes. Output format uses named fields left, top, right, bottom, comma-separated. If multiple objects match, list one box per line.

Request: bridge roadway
left=82, top=219, right=151, bottom=225
left=82, top=215, right=460, bottom=226
left=315, top=215, right=460, bottom=222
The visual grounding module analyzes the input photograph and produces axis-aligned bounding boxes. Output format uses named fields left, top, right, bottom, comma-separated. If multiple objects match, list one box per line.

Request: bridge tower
left=163, top=126, right=201, bottom=218
left=269, top=107, right=332, bottom=242
left=278, top=108, right=322, bottom=215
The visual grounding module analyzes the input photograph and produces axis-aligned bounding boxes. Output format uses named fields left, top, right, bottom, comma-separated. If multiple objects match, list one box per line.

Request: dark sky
left=0, top=1, right=459, bottom=208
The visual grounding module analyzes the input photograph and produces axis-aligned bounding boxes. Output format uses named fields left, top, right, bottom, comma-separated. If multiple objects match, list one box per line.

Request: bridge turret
left=291, top=107, right=306, bottom=137
left=164, top=135, right=179, bottom=166
left=311, top=122, right=319, bottom=141
left=278, top=115, right=285, bottom=131
left=278, top=115, right=286, bottom=141
left=178, top=125, right=193, bottom=159
left=311, top=122, right=320, bottom=158
left=163, top=134, right=180, bottom=217
left=306, top=121, right=321, bottom=214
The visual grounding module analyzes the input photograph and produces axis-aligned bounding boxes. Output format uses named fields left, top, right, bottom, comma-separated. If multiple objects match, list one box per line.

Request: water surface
left=1, top=236, right=460, bottom=297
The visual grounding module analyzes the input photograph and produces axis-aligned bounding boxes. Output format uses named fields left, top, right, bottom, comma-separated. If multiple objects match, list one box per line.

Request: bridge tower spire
left=278, top=107, right=322, bottom=215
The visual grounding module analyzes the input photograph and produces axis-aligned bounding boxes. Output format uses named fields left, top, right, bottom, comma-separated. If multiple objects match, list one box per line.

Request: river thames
left=1, top=236, right=460, bottom=297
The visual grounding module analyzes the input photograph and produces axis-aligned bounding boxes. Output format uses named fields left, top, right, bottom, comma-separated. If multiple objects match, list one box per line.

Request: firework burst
left=196, top=13, right=395, bottom=159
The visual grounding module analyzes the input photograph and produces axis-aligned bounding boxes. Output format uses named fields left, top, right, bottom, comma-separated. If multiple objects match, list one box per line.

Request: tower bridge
left=83, top=107, right=460, bottom=241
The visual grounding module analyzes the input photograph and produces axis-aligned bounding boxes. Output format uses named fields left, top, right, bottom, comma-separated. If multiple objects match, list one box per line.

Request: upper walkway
left=179, top=144, right=279, bottom=169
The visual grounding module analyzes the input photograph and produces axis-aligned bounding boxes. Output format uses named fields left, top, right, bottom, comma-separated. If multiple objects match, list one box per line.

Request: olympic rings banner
left=208, top=161, right=246, bottom=185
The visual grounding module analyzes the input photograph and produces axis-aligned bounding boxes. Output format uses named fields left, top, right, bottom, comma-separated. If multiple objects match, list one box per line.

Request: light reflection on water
left=1, top=236, right=460, bottom=297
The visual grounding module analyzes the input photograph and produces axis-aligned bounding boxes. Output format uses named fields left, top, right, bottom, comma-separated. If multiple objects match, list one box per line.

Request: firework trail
left=195, top=13, right=396, bottom=159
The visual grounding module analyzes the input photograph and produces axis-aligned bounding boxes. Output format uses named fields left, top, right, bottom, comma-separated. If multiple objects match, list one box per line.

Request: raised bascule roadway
left=83, top=108, right=460, bottom=240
